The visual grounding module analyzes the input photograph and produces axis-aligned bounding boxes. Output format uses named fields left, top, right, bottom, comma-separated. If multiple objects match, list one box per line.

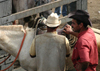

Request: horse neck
left=0, top=28, right=35, bottom=57
left=19, top=28, right=35, bottom=57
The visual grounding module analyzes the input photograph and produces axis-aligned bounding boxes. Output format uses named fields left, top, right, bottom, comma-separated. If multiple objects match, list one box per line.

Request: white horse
left=0, top=25, right=37, bottom=71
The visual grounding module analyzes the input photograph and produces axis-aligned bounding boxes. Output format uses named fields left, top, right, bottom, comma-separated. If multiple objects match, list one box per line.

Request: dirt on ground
left=88, top=0, right=100, bottom=29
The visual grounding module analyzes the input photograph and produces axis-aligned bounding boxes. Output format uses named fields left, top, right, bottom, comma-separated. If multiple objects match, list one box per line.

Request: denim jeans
left=55, top=5, right=67, bottom=16
left=54, top=0, right=67, bottom=16
left=55, top=4, right=67, bottom=17
left=62, top=4, right=67, bottom=16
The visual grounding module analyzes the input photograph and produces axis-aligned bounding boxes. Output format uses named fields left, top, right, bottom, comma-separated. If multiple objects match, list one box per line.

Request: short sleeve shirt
left=72, top=28, right=98, bottom=71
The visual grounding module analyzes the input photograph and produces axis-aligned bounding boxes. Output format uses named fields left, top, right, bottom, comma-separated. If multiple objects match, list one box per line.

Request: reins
left=0, top=30, right=27, bottom=71
left=0, top=54, right=11, bottom=64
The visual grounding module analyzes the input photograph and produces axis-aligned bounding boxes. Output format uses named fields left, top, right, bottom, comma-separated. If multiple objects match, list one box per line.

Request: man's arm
left=63, top=25, right=79, bottom=37
left=75, top=62, right=89, bottom=71
left=29, top=39, right=36, bottom=58
left=76, top=39, right=90, bottom=71
left=81, top=62, right=89, bottom=71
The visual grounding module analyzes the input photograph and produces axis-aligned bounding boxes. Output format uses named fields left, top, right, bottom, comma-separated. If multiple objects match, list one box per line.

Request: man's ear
left=79, top=23, right=83, bottom=28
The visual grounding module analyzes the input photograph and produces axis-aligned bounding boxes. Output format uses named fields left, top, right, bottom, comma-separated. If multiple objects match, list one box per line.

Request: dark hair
left=75, top=19, right=88, bottom=28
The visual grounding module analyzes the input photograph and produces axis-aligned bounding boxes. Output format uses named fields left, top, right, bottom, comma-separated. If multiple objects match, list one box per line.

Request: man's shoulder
left=79, top=28, right=95, bottom=39
left=56, top=34, right=66, bottom=37
left=35, top=33, right=67, bottom=40
left=35, top=34, right=45, bottom=38
left=56, top=35, right=69, bottom=42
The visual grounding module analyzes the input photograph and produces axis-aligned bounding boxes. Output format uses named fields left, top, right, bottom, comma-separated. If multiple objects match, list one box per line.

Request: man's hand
left=63, top=24, right=79, bottom=37
left=63, top=25, right=73, bottom=34
left=75, top=62, right=89, bottom=71
left=75, top=62, right=82, bottom=71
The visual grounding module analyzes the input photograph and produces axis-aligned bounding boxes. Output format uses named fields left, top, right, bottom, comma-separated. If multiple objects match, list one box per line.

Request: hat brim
left=44, top=20, right=61, bottom=27
left=68, top=12, right=92, bottom=27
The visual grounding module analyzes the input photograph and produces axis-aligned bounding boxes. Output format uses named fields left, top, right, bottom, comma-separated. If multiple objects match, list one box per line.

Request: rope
left=34, top=19, right=41, bottom=37
left=34, top=16, right=47, bottom=36
left=0, top=30, right=27, bottom=71
left=0, top=54, right=11, bottom=64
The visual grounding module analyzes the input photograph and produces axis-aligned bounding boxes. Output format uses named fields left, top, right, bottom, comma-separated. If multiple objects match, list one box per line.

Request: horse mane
left=0, top=25, right=24, bottom=31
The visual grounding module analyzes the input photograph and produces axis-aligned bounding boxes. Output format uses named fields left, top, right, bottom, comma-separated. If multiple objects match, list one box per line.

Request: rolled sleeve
left=78, top=39, right=90, bottom=62
left=29, top=39, right=36, bottom=56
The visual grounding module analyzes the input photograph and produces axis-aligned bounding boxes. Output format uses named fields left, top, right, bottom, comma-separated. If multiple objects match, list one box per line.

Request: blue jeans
left=55, top=4, right=67, bottom=17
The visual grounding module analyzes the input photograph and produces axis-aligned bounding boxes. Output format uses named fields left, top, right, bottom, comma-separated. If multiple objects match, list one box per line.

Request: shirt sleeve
left=65, top=37, right=71, bottom=55
left=77, top=39, right=90, bottom=62
left=29, top=38, right=36, bottom=56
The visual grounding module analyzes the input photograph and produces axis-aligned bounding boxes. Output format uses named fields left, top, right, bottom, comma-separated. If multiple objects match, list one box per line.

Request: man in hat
left=63, top=10, right=98, bottom=71
left=29, top=13, right=71, bottom=71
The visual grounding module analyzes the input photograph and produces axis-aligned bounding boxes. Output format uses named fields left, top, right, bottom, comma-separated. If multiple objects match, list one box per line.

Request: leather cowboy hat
left=44, top=13, right=61, bottom=27
left=68, top=10, right=92, bottom=26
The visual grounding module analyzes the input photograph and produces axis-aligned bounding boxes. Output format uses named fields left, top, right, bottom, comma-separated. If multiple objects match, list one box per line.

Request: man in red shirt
left=63, top=10, right=98, bottom=71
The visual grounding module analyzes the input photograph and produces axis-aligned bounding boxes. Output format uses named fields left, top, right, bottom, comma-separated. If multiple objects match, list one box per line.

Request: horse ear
left=34, top=17, right=41, bottom=28
left=23, top=23, right=28, bottom=29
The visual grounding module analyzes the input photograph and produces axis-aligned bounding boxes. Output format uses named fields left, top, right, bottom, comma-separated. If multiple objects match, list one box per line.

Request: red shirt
left=72, top=28, right=98, bottom=71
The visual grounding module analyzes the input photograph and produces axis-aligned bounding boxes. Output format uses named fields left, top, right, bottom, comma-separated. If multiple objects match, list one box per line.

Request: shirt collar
left=46, top=31, right=57, bottom=34
left=78, top=28, right=90, bottom=38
